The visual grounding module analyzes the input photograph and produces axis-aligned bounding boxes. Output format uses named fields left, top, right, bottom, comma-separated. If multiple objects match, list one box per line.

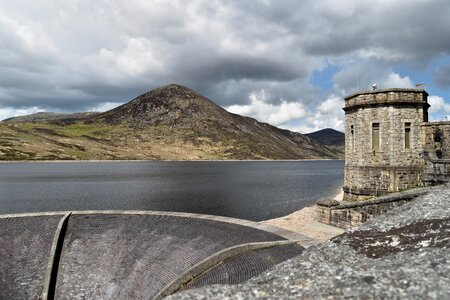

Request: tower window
left=372, top=123, right=380, bottom=151
left=351, top=125, right=355, bottom=151
left=405, top=122, right=411, bottom=149
left=434, top=129, right=442, bottom=142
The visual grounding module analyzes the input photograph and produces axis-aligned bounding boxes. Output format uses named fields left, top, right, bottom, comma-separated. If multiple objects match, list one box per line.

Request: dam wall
left=0, top=210, right=315, bottom=300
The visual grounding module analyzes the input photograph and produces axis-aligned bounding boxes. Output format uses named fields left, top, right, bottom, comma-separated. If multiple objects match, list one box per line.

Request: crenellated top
left=343, top=88, right=429, bottom=112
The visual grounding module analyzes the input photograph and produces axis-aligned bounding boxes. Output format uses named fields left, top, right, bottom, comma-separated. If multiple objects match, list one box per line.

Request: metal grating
left=180, top=243, right=304, bottom=291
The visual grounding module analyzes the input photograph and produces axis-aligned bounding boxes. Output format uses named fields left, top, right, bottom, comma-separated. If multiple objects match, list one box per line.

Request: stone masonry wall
left=344, top=166, right=422, bottom=201
left=422, top=121, right=450, bottom=159
left=345, top=106, right=424, bottom=167
left=344, top=89, right=429, bottom=115
left=319, top=89, right=450, bottom=228
left=316, top=189, right=428, bottom=228
left=343, top=89, right=428, bottom=200
left=422, top=122, right=450, bottom=185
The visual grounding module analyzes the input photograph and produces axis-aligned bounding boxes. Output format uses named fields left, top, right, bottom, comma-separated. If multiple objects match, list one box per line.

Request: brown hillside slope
left=0, top=84, right=341, bottom=160
left=306, top=128, right=345, bottom=156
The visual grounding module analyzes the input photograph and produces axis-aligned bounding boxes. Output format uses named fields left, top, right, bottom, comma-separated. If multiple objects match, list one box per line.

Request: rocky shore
left=169, top=184, right=450, bottom=299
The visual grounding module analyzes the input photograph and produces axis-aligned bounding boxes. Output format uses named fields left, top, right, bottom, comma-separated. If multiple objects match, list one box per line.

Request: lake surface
left=0, top=160, right=344, bottom=221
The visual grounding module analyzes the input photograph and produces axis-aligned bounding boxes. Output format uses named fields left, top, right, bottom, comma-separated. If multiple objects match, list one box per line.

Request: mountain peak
left=96, top=84, right=227, bottom=126
left=150, top=84, right=198, bottom=95
left=134, top=84, right=206, bottom=105
left=159, top=83, right=191, bottom=90
left=306, top=128, right=345, bottom=155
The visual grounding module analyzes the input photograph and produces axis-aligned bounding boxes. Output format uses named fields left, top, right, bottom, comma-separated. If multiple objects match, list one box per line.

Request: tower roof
left=343, top=88, right=429, bottom=112
left=344, top=88, right=428, bottom=100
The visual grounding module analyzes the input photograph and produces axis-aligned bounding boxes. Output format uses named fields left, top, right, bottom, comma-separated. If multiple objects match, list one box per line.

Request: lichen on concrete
left=169, top=184, right=450, bottom=299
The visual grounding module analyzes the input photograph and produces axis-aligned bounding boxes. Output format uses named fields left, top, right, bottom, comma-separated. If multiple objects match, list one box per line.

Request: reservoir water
left=0, top=160, right=343, bottom=221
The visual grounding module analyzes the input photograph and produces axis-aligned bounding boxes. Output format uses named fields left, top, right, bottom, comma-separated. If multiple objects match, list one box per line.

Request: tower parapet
left=343, top=88, right=429, bottom=201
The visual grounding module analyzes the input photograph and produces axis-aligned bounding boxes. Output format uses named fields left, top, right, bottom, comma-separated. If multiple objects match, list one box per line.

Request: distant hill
left=0, top=84, right=342, bottom=160
left=306, top=128, right=345, bottom=156
left=3, top=112, right=100, bottom=123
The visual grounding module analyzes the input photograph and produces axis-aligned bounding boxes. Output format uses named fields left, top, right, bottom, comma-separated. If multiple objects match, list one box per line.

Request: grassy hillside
left=0, top=85, right=342, bottom=161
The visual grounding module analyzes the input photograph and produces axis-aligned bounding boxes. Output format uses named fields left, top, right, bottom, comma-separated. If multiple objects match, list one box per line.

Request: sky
left=1, top=0, right=450, bottom=133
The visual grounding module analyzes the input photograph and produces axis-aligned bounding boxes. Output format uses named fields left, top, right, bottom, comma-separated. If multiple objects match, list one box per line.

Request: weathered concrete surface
left=170, top=184, right=450, bottom=299
left=0, top=214, right=63, bottom=299
left=54, top=214, right=291, bottom=299
left=0, top=210, right=308, bottom=300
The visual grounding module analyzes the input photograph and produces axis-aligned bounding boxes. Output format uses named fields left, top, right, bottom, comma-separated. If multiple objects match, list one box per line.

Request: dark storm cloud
left=297, top=0, right=450, bottom=62
left=0, top=0, right=449, bottom=121
left=434, top=64, right=450, bottom=89
left=176, top=56, right=304, bottom=83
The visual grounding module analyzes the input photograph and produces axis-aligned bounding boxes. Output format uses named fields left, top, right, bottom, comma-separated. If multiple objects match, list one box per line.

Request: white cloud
left=318, top=95, right=343, bottom=113
left=429, top=95, right=445, bottom=113
left=428, top=95, right=450, bottom=113
left=0, top=101, right=121, bottom=121
left=358, top=47, right=408, bottom=63
left=96, top=37, right=165, bottom=77
left=226, top=90, right=307, bottom=126
left=0, top=14, right=58, bottom=72
left=383, top=73, right=414, bottom=89
left=238, top=94, right=346, bottom=134
left=332, top=62, right=414, bottom=95
left=302, top=95, right=344, bottom=133
left=0, top=106, right=44, bottom=121
left=87, top=102, right=122, bottom=112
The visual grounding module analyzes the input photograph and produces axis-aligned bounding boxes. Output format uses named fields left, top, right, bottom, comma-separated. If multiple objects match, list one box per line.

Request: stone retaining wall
left=316, top=189, right=428, bottom=228
left=422, top=122, right=450, bottom=185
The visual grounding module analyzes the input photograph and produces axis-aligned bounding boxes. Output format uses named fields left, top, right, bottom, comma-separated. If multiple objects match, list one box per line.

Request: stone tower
left=342, top=88, right=429, bottom=201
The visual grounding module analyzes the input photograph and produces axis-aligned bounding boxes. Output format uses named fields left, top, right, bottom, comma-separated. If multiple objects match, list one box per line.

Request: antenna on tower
left=372, top=83, right=377, bottom=90
left=416, top=84, right=425, bottom=89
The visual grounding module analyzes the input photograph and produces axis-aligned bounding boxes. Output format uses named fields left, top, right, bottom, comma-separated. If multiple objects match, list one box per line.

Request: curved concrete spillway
left=0, top=214, right=63, bottom=299
left=0, top=211, right=316, bottom=300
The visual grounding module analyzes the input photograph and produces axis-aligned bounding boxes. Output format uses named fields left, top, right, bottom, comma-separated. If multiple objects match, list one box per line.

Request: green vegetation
left=0, top=84, right=343, bottom=161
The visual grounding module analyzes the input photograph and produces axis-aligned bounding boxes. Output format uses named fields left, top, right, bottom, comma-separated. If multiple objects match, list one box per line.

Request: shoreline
left=261, top=188, right=345, bottom=242
left=0, top=159, right=344, bottom=163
